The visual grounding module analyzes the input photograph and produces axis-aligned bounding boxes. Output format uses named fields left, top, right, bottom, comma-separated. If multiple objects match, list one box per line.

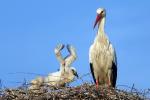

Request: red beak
left=93, top=14, right=102, bottom=29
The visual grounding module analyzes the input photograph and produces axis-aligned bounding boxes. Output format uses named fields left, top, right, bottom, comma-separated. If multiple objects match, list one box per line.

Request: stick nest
left=0, top=83, right=148, bottom=100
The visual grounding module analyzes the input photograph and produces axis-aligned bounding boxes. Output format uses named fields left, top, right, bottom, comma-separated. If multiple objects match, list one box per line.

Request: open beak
left=93, top=14, right=102, bottom=29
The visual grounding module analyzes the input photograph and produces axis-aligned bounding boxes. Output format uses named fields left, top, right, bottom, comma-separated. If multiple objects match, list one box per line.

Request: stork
left=89, top=8, right=117, bottom=89
left=28, top=76, right=44, bottom=92
left=29, top=44, right=78, bottom=91
left=44, top=44, right=78, bottom=87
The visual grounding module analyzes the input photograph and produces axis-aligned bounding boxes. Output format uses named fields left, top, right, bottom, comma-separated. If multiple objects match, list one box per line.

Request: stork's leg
left=106, top=78, right=111, bottom=96
left=108, top=78, right=111, bottom=87
left=107, top=69, right=112, bottom=87
left=96, top=77, right=104, bottom=96
left=96, top=79, right=99, bottom=90
left=107, top=69, right=112, bottom=95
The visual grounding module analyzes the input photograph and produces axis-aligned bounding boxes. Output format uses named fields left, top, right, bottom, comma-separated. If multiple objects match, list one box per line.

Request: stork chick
left=45, top=44, right=78, bottom=87
left=29, top=44, right=78, bottom=91
left=28, top=76, right=44, bottom=92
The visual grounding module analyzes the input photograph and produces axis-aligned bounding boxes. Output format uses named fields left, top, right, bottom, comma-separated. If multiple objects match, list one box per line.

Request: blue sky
left=0, top=0, right=150, bottom=89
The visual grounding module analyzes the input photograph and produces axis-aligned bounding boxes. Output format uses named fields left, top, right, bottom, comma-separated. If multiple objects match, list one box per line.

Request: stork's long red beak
left=93, top=14, right=102, bottom=29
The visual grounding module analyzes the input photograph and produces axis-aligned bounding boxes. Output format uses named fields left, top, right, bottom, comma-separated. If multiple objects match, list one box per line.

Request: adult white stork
left=89, top=8, right=117, bottom=88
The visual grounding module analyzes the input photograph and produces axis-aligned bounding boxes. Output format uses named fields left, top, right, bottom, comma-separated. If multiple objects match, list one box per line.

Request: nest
left=0, top=83, right=148, bottom=100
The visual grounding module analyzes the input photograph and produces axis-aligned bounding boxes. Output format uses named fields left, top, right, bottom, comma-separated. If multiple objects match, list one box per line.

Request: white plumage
left=28, top=76, right=44, bottom=91
left=89, top=8, right=117, bottom=88
left=29, top=44, right=78, bottom=90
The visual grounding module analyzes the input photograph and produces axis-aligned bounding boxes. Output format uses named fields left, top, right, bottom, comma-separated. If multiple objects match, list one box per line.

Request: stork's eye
left=101, top=11, right=104, bottom=13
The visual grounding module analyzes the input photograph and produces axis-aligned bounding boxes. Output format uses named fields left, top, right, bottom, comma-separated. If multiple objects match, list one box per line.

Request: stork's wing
left=111, top=46, right=117, bottom=87
left=54, top=44, right=66, bottom=74
left=112, top=61, right=117, bottom=87
left=64, top=45, right=77, bottom=67
left=89, top=45, right=96, bottom=84
left=113, top=48, right=117, bottom=66
left=54, top=44, right=65, bottom=63
left=90, top=63, right=96, bottom=84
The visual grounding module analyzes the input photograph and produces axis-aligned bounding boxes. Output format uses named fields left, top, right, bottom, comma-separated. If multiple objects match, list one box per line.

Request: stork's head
left=71, top=67, right=79, bottom=78
left=94, top=8, right=106, bottom=28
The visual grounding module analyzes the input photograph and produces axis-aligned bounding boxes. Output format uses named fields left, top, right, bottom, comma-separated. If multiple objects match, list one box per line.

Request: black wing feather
left=112, top=61, right=117, bottom=87
left=90, top=63, right=96, bottom=84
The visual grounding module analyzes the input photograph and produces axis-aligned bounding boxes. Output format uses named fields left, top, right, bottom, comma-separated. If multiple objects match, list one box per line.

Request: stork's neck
left=98, top=17, right=105, bottom=36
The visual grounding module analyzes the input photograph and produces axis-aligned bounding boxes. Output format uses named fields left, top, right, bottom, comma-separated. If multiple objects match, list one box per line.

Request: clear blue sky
left=0, top=0, right=150, bottom=89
